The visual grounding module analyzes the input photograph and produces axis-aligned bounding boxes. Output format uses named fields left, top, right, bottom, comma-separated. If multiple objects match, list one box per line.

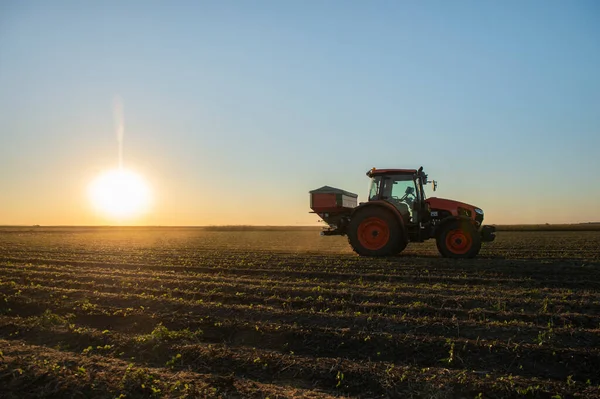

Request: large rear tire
left=436, top=220, right=481, bottom=259
left=347, top=207, right=405, bottom=257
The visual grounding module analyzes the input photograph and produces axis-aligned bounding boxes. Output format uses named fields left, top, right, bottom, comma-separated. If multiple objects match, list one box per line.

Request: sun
left=89, top=168, right=151, bottom=220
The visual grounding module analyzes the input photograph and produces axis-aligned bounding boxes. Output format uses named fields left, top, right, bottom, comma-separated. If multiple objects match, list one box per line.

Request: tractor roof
left=367, top=168, right=418, bottom=177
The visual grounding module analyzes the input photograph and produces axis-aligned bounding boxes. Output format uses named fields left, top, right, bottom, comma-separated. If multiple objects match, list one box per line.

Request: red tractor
left=309, top=167, right=495, bottom=258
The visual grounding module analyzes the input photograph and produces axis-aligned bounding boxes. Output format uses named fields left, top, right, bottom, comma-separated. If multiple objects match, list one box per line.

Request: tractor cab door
left=381, top=175, right=418, bottom=223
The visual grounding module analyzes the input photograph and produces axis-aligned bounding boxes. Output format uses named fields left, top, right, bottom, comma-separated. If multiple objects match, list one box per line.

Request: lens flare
left=89, top=168, right=151, bottom=220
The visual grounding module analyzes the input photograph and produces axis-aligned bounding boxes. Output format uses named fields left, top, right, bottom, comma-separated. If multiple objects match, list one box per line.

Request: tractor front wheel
left=347, top=207, right=404, bottom=257
left=436, top=220, right=481, bottom=259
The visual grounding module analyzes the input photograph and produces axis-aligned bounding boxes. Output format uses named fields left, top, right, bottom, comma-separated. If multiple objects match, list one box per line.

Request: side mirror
left=426, top=179, right=438, bottom=191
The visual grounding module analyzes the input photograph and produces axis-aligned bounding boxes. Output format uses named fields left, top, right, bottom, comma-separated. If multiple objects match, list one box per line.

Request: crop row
left=1, top=313, right=598, bottom=398
left=3, top=280, right=600, bottom=354
left=2, top=274, right=599, bottom=336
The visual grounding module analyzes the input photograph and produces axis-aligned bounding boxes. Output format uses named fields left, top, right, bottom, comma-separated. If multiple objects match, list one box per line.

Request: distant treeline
left=493, top=224, right=600, bottom=232
left=205, top=224, right=600, bottom=232
left=202, top=225, right=320, bottom=231
left=1, top=224, right=599, bottom=233
left=0, top=225, right=322, bottom=233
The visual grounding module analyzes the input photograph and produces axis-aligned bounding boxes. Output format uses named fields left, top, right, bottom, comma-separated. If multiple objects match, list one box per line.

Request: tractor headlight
left=474, top=208, right=484, bottom=215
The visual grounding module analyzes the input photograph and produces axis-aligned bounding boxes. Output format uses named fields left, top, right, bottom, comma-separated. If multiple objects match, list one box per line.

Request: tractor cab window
left=368, top=176, right=382, bottom=200
left=387, top=176, right=418, bottom=222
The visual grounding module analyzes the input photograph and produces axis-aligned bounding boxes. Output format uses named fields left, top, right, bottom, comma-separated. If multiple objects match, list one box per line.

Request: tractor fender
left=351, top=201, right=408, bottom=244
left=434, top=216, right=476, bottom=238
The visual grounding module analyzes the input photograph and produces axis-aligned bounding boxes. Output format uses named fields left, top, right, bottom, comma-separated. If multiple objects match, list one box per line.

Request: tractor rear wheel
left=347, top=207, right=404, bottom=256
left=436, top=220, right=481, bottom=259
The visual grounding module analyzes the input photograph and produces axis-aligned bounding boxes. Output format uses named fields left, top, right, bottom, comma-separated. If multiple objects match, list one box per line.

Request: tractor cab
left=366, top=168, right=428, bottom=225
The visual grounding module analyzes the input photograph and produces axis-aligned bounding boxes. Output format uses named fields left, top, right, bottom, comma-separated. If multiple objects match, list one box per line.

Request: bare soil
left=0, top=228, right=599, bottom=398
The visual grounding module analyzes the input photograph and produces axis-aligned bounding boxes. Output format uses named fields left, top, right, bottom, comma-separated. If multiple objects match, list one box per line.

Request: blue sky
left=1, top=0, right=599, bottom=225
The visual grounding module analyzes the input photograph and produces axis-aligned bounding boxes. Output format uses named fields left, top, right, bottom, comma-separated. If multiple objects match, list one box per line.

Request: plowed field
left=0, top=227, right=599, bottom=398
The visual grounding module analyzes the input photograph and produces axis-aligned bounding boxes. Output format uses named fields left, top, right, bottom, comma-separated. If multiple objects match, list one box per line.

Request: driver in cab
left=382, top=179, right=415, bottom=222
